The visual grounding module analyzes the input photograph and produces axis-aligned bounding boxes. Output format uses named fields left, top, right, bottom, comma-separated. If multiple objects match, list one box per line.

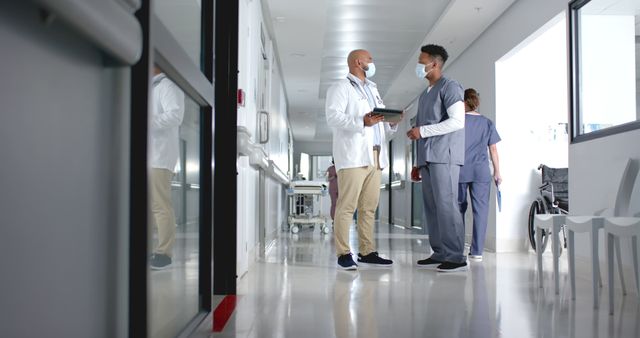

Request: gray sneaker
left=150, top=253, right=172, bottom=270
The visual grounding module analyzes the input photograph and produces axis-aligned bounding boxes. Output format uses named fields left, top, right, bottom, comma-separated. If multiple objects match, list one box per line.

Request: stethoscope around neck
left=348, top=77, right=378, bottom=106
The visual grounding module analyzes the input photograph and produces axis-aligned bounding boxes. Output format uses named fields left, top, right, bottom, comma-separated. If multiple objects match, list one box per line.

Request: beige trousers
left=334, top=150, right=381, bottom=257
left=149, top=168, right=176, bottom=257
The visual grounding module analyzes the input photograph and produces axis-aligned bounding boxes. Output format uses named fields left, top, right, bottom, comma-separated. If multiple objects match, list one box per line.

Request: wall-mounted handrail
left=237, top=127, right=289, bottom=185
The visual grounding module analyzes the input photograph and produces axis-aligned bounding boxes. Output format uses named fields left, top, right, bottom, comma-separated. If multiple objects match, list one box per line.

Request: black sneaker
left=150, top=253, right=172, bottom=270
left=436, top=261, right=468, bottom=272
left=416, top=257, right=442, bottom=269
left=357, top=252, right=393, bottom=266
left=337, top=253, right=358, bottom=270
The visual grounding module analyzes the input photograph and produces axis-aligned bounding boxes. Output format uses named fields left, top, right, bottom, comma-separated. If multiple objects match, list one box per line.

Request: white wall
left=237, top=0, right=291, bottom=276
left=0, top=2, right=130, bottom=336
left=570, top=130, right=640, bottom=267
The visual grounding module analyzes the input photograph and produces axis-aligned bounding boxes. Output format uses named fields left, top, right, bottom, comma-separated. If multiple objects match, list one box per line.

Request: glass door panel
left=148, top=67, right=201, bottom=338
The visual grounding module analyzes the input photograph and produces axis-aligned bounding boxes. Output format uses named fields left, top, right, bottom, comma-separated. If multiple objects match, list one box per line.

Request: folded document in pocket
left=373, top=108, right=403, bottom=123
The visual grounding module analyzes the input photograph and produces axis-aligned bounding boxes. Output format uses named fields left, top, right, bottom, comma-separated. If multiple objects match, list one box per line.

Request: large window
left=570, top=0, right=640, bottom=142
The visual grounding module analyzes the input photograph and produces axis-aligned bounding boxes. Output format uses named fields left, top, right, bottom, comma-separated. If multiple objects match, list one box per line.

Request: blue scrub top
left=459, top=114, right=501, bottom=183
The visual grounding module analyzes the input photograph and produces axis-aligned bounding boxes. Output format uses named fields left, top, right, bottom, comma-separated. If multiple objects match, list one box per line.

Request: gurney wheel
left=290, top=225, right=299, bottom=234
left=322, top=225, right=331, bottom=234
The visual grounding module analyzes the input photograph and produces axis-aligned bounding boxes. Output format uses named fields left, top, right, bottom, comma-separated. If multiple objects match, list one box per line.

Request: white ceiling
left=263, top=0, right=518, bottom=142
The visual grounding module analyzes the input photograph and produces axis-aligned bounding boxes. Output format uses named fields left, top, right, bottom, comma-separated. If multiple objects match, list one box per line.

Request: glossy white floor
left=193, top=223, right=640, bottom=338
left=150, top=228, right=200, bottom=338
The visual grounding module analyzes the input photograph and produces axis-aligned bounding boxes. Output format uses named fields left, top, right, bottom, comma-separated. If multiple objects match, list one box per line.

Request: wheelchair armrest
left=549, top=182, right=555, bottom=200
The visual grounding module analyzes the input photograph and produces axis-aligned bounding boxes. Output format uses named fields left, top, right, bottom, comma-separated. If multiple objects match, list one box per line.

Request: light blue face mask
left=415, top=63, right=428, bottom=79
left=364, top=62, right=376, bottom=78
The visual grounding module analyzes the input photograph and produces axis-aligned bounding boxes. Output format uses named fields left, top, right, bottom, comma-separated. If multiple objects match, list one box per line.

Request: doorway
left=494, top=13, right=569, bottom=252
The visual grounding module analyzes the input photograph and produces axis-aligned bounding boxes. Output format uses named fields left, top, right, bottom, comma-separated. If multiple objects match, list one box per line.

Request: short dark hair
left=420, top=44, right=449, bottom=65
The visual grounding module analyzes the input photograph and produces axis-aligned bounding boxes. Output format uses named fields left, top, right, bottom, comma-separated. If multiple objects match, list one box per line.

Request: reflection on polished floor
left=150, top=228, right=200, bottom=338
left=194, top=223, right=639, bottom=338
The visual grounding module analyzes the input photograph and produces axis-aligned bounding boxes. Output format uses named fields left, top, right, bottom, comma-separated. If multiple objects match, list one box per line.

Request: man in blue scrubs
left=407, top=44, right=467, bottom=272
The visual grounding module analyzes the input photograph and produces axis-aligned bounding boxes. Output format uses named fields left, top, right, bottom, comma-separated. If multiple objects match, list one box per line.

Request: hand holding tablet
left=372, top=108, right=403, bottom=123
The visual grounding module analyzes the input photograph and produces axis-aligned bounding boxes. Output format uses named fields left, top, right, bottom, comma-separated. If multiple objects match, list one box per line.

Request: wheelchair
left=527, top=164, right=569, bottom=253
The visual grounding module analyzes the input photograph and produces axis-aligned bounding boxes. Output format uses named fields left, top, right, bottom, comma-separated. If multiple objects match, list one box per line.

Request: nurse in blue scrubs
left=459, top=88, right=502, bottom=261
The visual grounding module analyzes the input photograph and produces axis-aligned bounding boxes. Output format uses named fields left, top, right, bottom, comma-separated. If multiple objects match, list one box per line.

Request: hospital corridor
left=1, top=0, right=640, bottom=337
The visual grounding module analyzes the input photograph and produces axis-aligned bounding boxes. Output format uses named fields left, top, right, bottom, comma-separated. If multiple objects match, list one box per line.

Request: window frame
left=568, top=0, right=640, bottom=143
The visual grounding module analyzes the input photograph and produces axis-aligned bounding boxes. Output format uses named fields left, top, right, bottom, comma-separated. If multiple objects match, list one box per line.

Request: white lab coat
left=325, top=74, right=397, bottom=171
left=149, top=73, right=185, bottom=170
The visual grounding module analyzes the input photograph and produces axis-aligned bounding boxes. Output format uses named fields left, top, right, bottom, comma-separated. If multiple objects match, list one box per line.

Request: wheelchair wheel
left=528, top=200, right=549, bottom=253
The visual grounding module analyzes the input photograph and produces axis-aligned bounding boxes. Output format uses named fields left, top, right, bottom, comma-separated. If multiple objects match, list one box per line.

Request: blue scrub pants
left=420, top=163, right=466, bottom=263
left=458, top=181, right=490, bottom=255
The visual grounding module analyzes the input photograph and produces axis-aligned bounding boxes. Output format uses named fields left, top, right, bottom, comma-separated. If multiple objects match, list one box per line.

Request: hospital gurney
left=286, top=181, right=331, bottom=234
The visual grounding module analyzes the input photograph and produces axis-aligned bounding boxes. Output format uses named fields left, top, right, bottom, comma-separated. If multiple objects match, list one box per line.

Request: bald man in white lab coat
left=326, top=49, right=402, bottom=270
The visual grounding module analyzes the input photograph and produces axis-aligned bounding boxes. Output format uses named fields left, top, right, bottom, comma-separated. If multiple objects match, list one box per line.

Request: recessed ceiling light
left=291, top=52, right=306, bottom=57
left=275, top=16, right=285, bottom=23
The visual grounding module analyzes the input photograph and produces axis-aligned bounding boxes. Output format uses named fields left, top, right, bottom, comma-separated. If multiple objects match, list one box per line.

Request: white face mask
left=415, top=62, right=433, bottom=79
left=364, top=62, right=376, bottom=78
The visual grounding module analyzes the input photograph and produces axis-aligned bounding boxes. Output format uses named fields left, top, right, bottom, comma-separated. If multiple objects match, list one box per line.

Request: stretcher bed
left=286, top=181, right=331, bottom=234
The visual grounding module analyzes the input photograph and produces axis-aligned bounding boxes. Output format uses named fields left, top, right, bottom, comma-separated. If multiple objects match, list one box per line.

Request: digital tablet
left=373, top=108, right=403, bottom=123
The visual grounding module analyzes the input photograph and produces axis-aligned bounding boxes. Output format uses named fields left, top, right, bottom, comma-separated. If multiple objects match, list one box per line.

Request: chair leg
left=632, top=236, right=639, bottom=297
left=607, top=232, right=615, bottom=315
left=590, top=229, right=599, bottom=308
left=553, top=222, right=560, bottom=295
left=568, top=229, right=576, bottom=300
left=615, top=237, right=626, bottom=295
left=537, top=226, right=544, bottom=289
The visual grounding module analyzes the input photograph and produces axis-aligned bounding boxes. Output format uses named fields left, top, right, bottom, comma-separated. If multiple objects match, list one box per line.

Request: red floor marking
left=213, top=295, right=237, bottom=332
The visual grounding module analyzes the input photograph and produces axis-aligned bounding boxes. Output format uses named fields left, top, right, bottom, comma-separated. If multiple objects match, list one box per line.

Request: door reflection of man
left=149, top=66, right=185, bottom=270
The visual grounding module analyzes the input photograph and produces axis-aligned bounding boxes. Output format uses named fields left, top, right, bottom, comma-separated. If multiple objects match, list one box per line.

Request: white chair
left=565, top=158, right=638, bottom=308
left=566, top=217, right=624, bottom=308
left=535, top=214, right=565, bottom=294
left=604, top=216, right=640, bottom=315
left=536, top=158, right=638, bottom=301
